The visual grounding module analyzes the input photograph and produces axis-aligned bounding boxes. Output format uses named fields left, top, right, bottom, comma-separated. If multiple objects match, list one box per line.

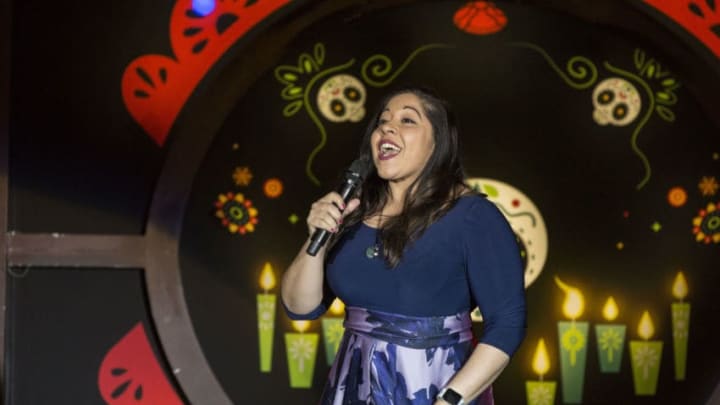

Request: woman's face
left=370, top=92, right=436, bottom=187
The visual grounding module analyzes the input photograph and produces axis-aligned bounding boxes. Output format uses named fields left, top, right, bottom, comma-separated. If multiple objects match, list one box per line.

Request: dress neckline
left=359, top=194, right=478, bottom=230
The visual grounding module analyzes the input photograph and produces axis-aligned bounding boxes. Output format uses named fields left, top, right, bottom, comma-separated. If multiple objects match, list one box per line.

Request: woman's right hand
left=307, top=192, right=360, bottom=237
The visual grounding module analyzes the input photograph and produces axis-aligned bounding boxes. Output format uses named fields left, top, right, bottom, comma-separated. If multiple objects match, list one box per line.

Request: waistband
left=343, top=306, right=473, bottom=349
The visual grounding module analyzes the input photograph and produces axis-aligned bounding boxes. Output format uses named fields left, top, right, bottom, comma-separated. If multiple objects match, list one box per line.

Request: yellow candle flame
left=672, top=271, right=688, bottom=300
left=637, top=311, right=655, bottom=340
left=602, top=296, right=619, bottom=321
left=532, top=338, right=550, bottom=377
left=259, top=262, right=276, bottom=291
left=292, top=320, right=310, bottom=333
left=554, top=276, right=585, bottom=320
left=329, top=298, right=345, bottom=315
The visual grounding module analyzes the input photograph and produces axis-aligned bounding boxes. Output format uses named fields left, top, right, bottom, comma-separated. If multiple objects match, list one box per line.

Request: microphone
left=306, top=156, right=372, bottom=256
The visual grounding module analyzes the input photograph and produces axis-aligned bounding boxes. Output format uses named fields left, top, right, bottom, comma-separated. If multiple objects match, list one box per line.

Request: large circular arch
left=142, top=1, right=720, bottom=403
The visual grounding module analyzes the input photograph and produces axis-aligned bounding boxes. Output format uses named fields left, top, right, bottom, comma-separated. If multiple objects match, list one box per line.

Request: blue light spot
left=192, top=0, right=216, bottom=16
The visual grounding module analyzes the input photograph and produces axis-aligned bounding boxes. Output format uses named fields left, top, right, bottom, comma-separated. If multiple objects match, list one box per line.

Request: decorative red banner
left=643, top=0, right=720, bottom=59
left=98, top=323, right=183, bottom=405
left=122, top=0, right=291, bottom=146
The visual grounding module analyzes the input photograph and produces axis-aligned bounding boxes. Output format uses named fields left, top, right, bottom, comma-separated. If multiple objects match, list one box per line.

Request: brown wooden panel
left=6, top=234, right=145, bottom=268
left=0, top=0, right=11, bottom=390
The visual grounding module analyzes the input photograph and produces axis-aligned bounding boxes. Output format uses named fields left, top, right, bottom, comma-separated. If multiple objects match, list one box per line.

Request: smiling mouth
left=378, top=141, right=401, bottom=160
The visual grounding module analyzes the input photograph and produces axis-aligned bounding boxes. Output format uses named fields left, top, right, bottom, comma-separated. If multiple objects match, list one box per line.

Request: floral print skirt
left=319, top=307, right=494, bottom=405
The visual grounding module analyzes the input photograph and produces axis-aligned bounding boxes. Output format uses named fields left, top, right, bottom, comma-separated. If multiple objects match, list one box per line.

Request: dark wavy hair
left=337, top=86, right=469, bottom=267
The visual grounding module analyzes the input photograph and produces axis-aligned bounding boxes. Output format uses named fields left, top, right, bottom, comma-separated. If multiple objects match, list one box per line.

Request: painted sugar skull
left=316, top=74, right=366, bottom=122
left=592, top=77, right=642, bottom=127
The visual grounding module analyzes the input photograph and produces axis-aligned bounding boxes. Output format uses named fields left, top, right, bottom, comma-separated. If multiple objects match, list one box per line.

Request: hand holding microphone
left=306, top=157, right=371, bottom=256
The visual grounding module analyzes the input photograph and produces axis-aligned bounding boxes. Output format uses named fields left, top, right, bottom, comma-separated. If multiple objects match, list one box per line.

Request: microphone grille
left=348, top=156, right=372, bottom=179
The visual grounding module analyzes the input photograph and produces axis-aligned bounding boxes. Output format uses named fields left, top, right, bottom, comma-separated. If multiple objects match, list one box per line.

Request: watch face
left=441, top=388, right=463, bottom=404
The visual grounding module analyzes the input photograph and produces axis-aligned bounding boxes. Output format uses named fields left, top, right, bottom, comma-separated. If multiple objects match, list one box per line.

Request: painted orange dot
left=263, top=178, right=284, bottom=198
left=667, top=186, right=687, bottom=207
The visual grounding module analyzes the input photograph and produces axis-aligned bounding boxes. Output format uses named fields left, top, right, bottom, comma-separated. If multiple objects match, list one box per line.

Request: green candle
left=321, top=298, right=346, bottom=365
left=558, top=321, right=588, bottom=403
left=671, top=303, right=690, bottom=380
left=671, top=272, right=690, bottom=380
left=526, top=381, right=557, bottom=405
left=595, top=297, right=626, bottom=373
left=629, top=311, right=663, bottom=396
left=257, top=262, right=277, bottom=372
left=526, top=338, right=556, bottom=405
left=555, top=277, right=587, bottom=404
left=596, top=324, right=626, bottom=372
left=285, top=321, right=319, bottom=388
left=257, top=294, right=276, bottom=372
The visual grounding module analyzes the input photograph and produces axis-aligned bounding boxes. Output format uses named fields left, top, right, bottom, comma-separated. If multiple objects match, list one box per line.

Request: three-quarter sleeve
left=281, top=280, right=336, bottom=320
left=463, top=197, right=527, bottom=357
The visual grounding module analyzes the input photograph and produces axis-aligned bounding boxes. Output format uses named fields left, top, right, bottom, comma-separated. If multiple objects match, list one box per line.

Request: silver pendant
left=365, top=245, right=379, bottom=259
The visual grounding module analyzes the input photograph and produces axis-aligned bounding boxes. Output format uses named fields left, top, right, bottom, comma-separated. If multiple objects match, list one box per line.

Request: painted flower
left=692, top=202, right=720, bottom=244
left=561, top=327, right=586, bottom=366
left=289, top=338, right=314, bottom=372
left=528, top=384, right=553, bottom=405
left=698, top=176, right=719, bottom=196
left=633, top=345, right=659, bottom=379
left=232, top=166, right=253, bottom=186
left=214, top=192, right=259, bottom=234
left=598, top=328, right=622, bottom=362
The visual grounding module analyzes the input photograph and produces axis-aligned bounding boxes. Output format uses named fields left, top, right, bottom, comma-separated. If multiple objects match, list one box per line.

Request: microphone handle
left=306, top=176, right=358, bottom=256
left=306, top=229, right=331, bottom=257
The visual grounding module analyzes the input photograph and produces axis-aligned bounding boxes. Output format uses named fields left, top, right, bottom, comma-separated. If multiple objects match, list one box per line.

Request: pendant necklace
left=365, top=214, right=383, bottom=259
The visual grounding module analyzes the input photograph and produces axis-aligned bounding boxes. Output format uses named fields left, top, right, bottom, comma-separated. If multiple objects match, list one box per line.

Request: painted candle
left=595, top=296, right=626, bottom=373
left=671, top=271, right=690, bottom=380
left=257, top=262, right=276, bottom=372
left=321, top=298, right=346, bottom=365
left=555, top=276, right=588, bottom=404
left=285, top=320, right=319, bottom=388
left=629, top=311, right=663, bottom=395
left=526, top=338, right=556, bottom=405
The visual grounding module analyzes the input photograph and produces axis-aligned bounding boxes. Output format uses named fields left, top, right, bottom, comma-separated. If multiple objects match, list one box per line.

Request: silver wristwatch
left=437, top=387, right=465, bottom=405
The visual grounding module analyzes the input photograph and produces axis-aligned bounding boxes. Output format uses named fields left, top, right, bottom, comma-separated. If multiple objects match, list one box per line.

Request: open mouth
left=378, top=141, right=401, bottom=160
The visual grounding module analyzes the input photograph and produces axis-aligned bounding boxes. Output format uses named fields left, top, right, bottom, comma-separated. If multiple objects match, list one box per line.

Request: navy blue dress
left=285, top=195, right=526, bottom=404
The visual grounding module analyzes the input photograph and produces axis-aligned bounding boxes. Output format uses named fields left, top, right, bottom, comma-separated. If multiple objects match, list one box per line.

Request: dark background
left=3, top=0, right=719, bottom=404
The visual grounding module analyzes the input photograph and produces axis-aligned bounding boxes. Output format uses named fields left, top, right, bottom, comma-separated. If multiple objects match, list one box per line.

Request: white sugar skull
left=592, top=78, right=642, bottom=127
left=316, top=74, right=366, bottom=123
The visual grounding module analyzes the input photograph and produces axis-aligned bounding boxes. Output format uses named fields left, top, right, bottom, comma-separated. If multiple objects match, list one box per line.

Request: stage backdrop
left=5, top=0, right=720, bottom=404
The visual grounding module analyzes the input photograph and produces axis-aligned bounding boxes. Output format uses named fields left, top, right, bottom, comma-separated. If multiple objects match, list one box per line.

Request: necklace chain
left=365, top=213, right=388, bottom=259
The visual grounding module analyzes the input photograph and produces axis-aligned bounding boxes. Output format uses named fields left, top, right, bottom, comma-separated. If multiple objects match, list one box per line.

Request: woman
left=281, top=87, right=526, bottom=405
